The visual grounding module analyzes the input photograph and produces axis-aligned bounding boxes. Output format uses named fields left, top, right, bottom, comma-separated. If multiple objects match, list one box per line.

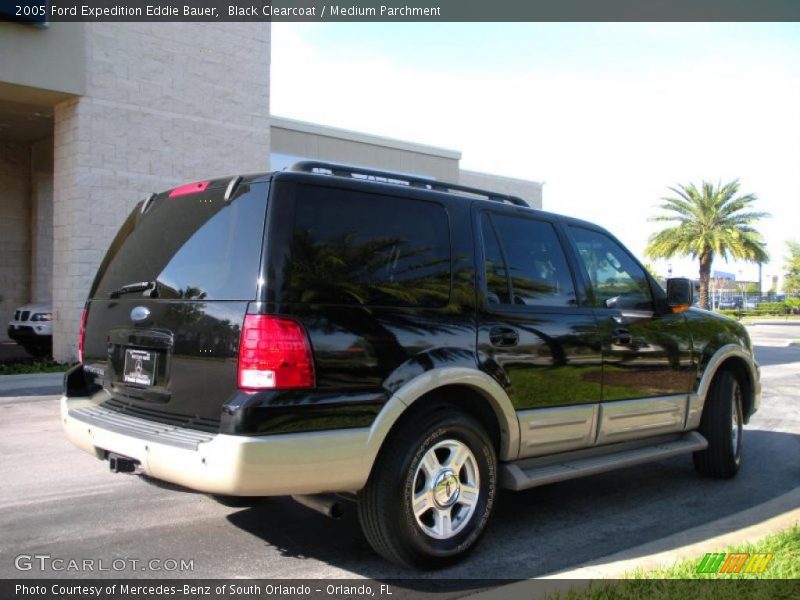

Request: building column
left=51, top=23, right=271, bottom=362
left=0, top=143, right=31, bottom=340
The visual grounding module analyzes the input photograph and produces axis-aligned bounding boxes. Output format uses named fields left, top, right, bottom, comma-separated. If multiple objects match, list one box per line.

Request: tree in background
left=784, top=241, right=800, bottom=294
left=642, top=261, right=661, bottom=281
left=645, top=180, right=769, bottom=310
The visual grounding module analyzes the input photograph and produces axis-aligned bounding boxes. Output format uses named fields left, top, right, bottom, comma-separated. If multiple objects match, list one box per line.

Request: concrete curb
left=469, top=486, right=800, bottom=599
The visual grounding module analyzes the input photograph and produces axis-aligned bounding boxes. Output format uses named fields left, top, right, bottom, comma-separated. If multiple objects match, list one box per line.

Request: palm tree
left=645, top=180, right=769, bottom=310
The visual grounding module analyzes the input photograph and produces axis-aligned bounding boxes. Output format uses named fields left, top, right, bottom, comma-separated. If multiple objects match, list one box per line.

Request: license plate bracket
left=123, top=348, right=156, bottom=386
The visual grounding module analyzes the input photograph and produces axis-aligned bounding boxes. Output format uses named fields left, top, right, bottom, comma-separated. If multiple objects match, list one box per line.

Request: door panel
left=567, top=226, right=695, bottom=402
left=478, top=308, right=603, bottom=411
left=595, top=309, right=695, bottom=400
left=475, top=208, right=603, bottom=459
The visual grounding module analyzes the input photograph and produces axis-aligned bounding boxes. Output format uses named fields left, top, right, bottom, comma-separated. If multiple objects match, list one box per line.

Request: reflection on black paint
left=285, top=185, right=452, bottom=308
left=596, top=311, right=695, bottom=400
left=478, top=310, right=604, bottom=410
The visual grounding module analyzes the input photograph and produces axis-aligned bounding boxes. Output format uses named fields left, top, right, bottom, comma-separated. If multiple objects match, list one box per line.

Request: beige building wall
left=0, top=22, right=84, bottom=101
left=271, top=118, right=543, bottom=208
left=459, top=169, right=543, bottom=209
left=52, top=23, right=271, bottom=361
left=3, top=22, right=542, bottom=358
left=271, top=117, right=461, bottom=181
left=31, top=137, right=53, bottom=304
left=0, top=143, right=31, bottom=340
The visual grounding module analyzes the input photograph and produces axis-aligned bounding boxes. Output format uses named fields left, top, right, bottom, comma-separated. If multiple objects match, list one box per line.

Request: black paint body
left=73, top=171, right=755, bottom=436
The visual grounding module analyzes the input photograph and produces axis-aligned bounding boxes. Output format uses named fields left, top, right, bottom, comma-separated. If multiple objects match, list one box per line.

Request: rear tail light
left=238, top=315, right=315, bottom=390
left=78, top=308, right=88, bottom=363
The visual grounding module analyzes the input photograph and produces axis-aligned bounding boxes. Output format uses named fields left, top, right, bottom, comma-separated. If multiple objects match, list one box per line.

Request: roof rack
left=287, top=160, right=530, bottom=208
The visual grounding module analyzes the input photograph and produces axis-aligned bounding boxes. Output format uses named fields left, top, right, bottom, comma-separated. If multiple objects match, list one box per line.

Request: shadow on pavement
left=226, top=429, right=799, bottom=586
left=0, top=342, right=35, bottom=362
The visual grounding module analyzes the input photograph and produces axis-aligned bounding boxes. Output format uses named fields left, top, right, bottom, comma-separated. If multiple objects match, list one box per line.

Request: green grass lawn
left=738, top=314, right=800, bottom=323
left=0, top=360, right=72, bottom=375
left=638, top=524, right=799, bottom=580
left=548, top=525, right=799, bottom=599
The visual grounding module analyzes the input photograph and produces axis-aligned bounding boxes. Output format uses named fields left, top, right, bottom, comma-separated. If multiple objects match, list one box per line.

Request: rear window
left=284, top=184, right=451, bottom=308
left=90, top=182, right=267, bottom=301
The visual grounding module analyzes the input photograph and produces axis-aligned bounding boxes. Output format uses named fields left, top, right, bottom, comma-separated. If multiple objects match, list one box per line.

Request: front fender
left=685, top=341, right=760, bottom=430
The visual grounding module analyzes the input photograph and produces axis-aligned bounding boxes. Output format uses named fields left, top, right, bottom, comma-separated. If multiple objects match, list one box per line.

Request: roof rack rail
left=287, top=160, right=530, bottom=208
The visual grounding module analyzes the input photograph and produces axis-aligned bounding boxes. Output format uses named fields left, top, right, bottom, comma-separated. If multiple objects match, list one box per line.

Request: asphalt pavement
left=0, top=322, right=797, bottom=589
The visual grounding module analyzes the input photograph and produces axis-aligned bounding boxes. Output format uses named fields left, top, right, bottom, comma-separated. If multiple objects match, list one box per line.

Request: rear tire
left=693, top=370, right=743, bottom=479
left=357, top=407, right=497, bottom=568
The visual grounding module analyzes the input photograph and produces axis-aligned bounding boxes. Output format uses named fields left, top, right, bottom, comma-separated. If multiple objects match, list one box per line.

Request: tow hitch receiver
left=108, top=453, right=139, bottom=474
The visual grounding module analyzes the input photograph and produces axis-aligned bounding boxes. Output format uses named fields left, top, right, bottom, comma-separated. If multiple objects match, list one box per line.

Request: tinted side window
left=482, top=212, right=576, bottom=307
left=569, top=227, right=653, bottom=311
left=480, top=213, right=511, bottom=304
left=286, top=185, right=451, bottom=307
left=91, top=183, right=267, bottom=301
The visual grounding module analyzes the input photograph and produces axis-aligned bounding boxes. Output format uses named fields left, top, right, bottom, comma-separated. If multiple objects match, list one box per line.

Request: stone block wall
left=0, top=143, right=31, bottom=340
left=52, top=23, right=271, bottom=361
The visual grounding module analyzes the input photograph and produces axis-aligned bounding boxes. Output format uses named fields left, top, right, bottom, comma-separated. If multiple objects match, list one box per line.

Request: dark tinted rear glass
left=284, top=184, right=451, bottom=307
left=484, top=212, right=576, bottom=307
left=90, top=183, right=267, bottom=301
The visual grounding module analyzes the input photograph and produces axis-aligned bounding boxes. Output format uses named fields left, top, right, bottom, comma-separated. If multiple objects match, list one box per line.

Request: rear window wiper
left=109, top=281, right=157, bottom=299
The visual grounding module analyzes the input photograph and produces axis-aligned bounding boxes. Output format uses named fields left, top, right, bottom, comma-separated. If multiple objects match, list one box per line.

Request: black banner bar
left=3, top=0, right=800, bottom=23
left=2, top=579, right=799, bottom=600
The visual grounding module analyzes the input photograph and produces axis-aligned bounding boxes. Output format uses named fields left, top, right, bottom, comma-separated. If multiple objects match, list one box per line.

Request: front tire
left=693, top=370, right=743, bottom=479
left=357, top=407, right=497, bottom=568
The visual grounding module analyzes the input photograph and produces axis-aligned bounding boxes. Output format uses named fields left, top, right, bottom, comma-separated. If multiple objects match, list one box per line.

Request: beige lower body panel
left=61, top=397, right=372, bottom=496
left=597, top=396, right=688, bottom=445
left=518, top=405, right=599, bottom=458
left=518, top=395, right=689, bottom=458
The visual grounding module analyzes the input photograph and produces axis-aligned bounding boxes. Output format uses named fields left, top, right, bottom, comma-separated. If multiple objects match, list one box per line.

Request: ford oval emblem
left=130, top=306, right=151, bottom=322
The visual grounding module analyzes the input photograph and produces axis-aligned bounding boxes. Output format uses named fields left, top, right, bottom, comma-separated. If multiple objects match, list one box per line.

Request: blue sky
left=271, top=23, right=800, bottom=287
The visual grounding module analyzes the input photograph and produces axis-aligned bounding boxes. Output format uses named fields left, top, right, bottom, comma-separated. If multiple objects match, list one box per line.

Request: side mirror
left=666, top=278, right=693, bottom=312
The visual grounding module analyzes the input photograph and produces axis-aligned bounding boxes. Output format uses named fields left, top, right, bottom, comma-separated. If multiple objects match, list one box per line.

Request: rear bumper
left=61, top=396, right=371, bottom=496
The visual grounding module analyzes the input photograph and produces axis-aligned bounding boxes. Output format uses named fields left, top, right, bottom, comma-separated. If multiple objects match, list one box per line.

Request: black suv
left=62, top=162, right=760, bottom=567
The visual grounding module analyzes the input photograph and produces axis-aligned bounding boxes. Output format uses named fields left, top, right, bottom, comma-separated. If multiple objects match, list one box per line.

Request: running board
left=501, top=432, right=708, bottom=491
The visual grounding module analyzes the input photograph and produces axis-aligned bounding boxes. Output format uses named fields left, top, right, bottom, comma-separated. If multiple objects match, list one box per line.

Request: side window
left=569, top=227, right=653, bottom=311
left=286, top=185, right=451, bottom=308
left=481, top=212, right=576, bottom=308
left=480, top=213, right=511, bottom=304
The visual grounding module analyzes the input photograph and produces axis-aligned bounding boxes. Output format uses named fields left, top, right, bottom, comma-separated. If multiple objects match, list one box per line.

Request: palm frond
left=645, top=179, right=770, bottom=266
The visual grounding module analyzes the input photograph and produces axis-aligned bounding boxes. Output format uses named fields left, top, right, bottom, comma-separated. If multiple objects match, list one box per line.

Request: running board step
left=501, top=432, right=708, bottom=491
